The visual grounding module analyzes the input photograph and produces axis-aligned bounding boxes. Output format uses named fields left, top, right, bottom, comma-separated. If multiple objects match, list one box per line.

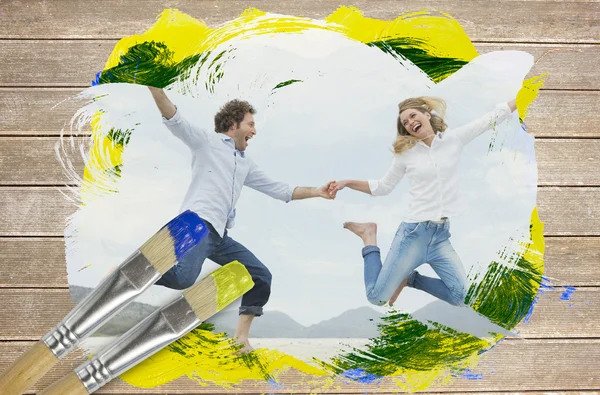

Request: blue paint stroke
left=342, top=368, right=381, bottom=384
left=267, top=378, right=284, bottom=390
left=524, top=277, right=555, bottom=323
left=539, top=276, right=554, bottom=293
left=166, top=210, right=208, bottom=260
left=92, top=71, right=101, bottom=86
left=459, top=368, right=484, bottom=380
left=560, top=286, right=576, bottom=301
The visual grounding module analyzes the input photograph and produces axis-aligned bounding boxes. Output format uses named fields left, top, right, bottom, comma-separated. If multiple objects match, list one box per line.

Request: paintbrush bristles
left=183, top=276, right=220, bottom=321
left=183, top=262, right=254, bottom=320
left=138, top=226, right=178, bottom=275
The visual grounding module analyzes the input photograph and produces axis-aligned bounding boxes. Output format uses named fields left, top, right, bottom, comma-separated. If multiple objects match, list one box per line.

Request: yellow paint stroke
left=520, top=207, right=545, bottom=273
left=121, top=329, right=329, bottom=388
left=211, top=261, right=254, bottom=310
left=517, top=74, right=548, bottom=121
left=80, top=112, right=126, bottom=204
left=77, top=263, right=92, bottom=272
left=79, top=5, right=545, bottom=391
left=104, top=6, right=477, bottom=71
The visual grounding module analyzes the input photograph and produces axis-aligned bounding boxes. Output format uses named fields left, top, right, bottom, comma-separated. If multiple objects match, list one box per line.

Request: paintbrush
left=0, top=210, right=208, bottom=395
left=39, top=261, right=253, bottom=394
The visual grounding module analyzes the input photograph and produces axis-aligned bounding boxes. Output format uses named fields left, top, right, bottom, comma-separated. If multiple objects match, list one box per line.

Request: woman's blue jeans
left=362, top=220, right=467, bottom=306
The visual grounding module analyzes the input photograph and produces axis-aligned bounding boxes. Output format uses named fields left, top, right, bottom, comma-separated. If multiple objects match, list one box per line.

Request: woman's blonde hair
left=393, top=97, right=448, bottom=155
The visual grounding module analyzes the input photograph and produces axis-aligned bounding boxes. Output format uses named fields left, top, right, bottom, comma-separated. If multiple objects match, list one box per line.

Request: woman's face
left=400, top=108, right=433, bottom=139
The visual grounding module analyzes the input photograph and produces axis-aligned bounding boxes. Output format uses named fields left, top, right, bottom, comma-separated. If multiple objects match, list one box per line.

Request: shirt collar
left=219, top=134, right=245, bottom=157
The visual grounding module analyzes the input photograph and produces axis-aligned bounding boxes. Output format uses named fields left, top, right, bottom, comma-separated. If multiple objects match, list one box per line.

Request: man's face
left=231, top=112, right=256, bottom=151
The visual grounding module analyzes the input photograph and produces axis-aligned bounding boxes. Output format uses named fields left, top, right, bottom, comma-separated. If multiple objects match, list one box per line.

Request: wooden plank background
left=0, top=1, right=598, bottom=394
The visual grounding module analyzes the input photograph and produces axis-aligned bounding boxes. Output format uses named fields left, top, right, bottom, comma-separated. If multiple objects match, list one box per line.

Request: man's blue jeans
left=362, top=220, right=467, bottom=306
left=155, top=221, right=271, bottom=316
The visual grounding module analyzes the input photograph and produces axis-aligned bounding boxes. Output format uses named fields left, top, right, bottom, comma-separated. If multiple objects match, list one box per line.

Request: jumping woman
left=329, top=97, right=518, bottom=307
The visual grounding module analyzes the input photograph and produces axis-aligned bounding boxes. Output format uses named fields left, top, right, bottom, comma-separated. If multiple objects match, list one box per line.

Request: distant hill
left=70, top=285, right=158, bottom=337
left=207, top=306, right=383, bottom=338
left=70, top=286, right=383, bottom=338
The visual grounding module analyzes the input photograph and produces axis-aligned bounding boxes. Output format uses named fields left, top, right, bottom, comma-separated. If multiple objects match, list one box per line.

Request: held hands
left=327, top=180, right=347, bottom=199
left=315, top=181, right=346, bottom=200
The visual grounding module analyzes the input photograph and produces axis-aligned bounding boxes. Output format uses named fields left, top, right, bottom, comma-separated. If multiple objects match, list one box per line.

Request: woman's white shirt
left=368, top=102, right=514, bottom=222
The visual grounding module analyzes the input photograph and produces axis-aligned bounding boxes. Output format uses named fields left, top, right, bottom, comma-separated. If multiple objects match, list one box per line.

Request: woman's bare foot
left=343, top=222, right=378, bottom=246
left=389, top=277, right=408, bottom=306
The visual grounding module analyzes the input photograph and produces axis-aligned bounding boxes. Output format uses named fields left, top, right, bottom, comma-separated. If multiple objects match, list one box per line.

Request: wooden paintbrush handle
left=38, top=371, right=88, bottom=395
left=0, top=340, right=59, bottom=395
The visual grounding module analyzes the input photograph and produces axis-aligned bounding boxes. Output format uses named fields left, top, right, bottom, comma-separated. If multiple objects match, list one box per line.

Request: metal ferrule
left=74, top=295, right=201, bottom=393
left=42, top=250, right=160, bottom=359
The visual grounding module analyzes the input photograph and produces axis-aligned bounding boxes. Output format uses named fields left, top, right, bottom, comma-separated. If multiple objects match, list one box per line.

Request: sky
left=61, top=29, right=536, bottom=329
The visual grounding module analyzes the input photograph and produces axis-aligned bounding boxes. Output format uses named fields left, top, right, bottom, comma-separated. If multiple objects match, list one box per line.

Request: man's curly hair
left=214, top=100, right=256, bottom=133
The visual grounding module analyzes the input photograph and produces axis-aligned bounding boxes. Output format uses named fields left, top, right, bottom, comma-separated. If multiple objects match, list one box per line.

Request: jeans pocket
left=402, top=222, right=421, bottom=237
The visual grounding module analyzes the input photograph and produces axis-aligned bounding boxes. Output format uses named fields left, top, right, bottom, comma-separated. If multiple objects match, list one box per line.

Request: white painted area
left=59, top=27, right=535, bottom=349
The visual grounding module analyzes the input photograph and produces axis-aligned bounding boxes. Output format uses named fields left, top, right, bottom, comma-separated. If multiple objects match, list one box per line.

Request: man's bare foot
left=389, top=277, right=408, bottom=306
left=234, top=337, right=255, bottom=354
left=343, top=222, right=378, bottom=246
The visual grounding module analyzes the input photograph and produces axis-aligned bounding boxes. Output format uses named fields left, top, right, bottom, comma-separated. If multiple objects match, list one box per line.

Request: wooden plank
left=2, top=89, right=599, bottom=138
left=1, top=340, right=599, bottom=393
left=0, top=187, right=76, bottom=236
left=0, top=138, right=85, bottom=185
left=2, top=236, right=596, bottom=288
left=526, top=90, right=600, bottom=138
left=0, top=88, right=85, bottom=135
left=0, top=137, right=598, bottom=186
left=1, top=0, right=598, bottom=43
left=0, top=287, right=597, bottom=340
left=1, top=41, right=599, bottom=90
left=537, top=140, right=600, bottom=186
left=536, top=187, right=600, bottom=235
left=0, top=238, right=68, bottom=288
left=0, top=187, right=598, bottom=236
left=477, top=43, right=600, bottom=91
left=544, top=237, right=600, bottom=286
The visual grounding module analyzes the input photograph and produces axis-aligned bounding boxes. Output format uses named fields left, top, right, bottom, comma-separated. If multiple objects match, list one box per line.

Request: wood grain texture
left=0, top=138, right=598, bottom=185
left=2, top=89, right=599, bottom=138
left=1, top=0, right=598, bottom=43
left=0, top=238, right=68, bottom=288
left=0, top=0, right=598, bottom=393
left=0, top=287, right=596, bottom=340
left=2, top=237, right=596, bottom=288
left=1, top=340, right=600, bottom=393
left=1, top=187, right=598, bottom=236
left=0, top=88, right=86, bottom=135
left=2, top=41, right=599, bottom=90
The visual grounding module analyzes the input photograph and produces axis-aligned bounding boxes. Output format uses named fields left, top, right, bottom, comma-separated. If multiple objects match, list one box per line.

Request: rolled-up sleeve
left=368, top=156, right=406, bottom=196
left=453, top=102, right=513, bottom=145
left=244, top=161, right=294, bottom=203
left=163, top=108, right=209, bottom=149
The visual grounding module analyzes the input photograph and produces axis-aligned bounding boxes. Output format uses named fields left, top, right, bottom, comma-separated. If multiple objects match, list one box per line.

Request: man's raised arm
left=148, top=87, right=177, bottom=120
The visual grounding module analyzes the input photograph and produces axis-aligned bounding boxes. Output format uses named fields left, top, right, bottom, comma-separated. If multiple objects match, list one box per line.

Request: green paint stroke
left=367, top=37, right=468, bottom=83
left=466, top=245, right=544, bottom=329
left=106, top=127, right=132, bottom=147
left=95, top=41, right=204, bottom=88
left=324, top=226, right=543, bottom=376
left=272, top=79, right=303, bottom=90
left=320, top=313, right=491, bottom=376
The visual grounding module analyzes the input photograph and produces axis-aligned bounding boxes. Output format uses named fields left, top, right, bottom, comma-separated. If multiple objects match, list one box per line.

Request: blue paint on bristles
left=342, top=368, right=381, bottom=384
left=560, top=286, right=576, bottom=301
left=166, top=210, right=208, bottom=261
